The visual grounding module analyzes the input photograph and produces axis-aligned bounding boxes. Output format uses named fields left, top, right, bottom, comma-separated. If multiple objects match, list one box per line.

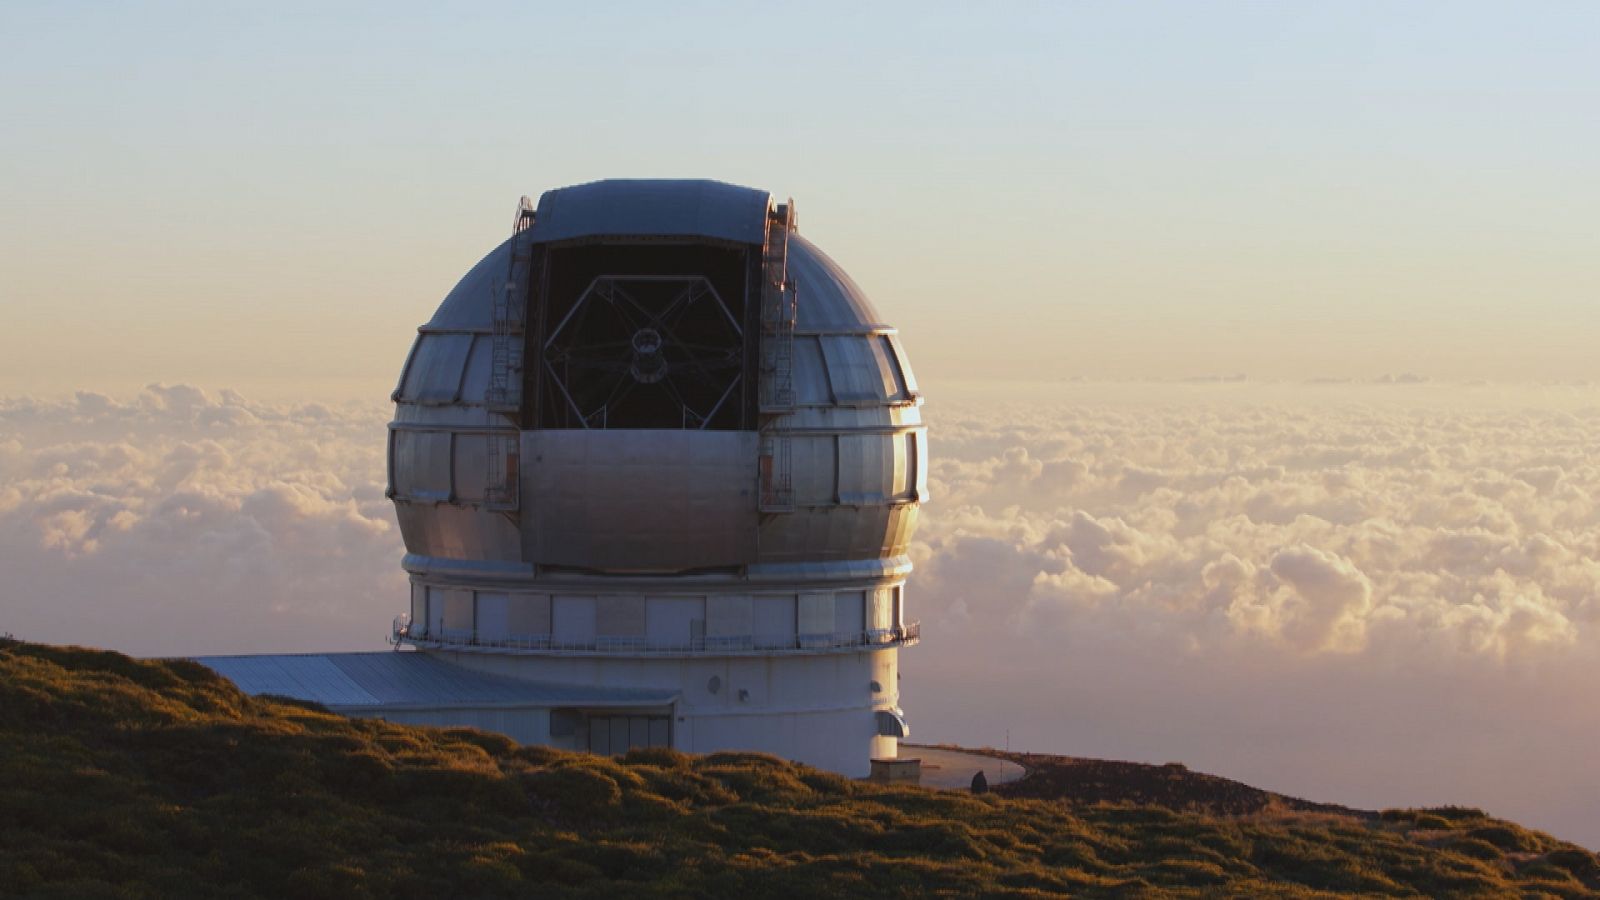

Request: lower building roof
left=194, top=651, right=678, bottom=712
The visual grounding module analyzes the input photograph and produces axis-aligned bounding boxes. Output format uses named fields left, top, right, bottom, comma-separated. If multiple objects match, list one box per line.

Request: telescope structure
left=206, top=180, right=926, bottom=776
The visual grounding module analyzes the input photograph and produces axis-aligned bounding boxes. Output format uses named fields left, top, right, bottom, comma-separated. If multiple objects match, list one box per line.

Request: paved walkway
left=900, top=745, right=1026, bottom=791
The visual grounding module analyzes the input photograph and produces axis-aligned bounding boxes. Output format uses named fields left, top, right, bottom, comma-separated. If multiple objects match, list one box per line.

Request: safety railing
left=391, top=615, right=920, bottom=657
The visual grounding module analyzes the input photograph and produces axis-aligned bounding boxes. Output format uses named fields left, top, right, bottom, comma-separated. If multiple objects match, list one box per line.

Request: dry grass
left=2, top=638, right=1597, bottom=898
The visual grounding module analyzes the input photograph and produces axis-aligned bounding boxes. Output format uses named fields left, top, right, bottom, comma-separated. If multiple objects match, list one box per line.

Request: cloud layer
left=4, top=381, right=1599, bottom=846
left=0, top=385, right=405, bottom=654
left=916, top=390, right=1600, bottom=665
left=906, top=384, right=1600, bottom=847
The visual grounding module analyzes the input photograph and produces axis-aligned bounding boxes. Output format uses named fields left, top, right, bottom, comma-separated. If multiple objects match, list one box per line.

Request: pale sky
left=3, top=2, right=1598, bottom=398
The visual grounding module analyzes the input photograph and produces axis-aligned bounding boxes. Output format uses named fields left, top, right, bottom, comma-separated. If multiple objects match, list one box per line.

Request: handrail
left=390, top=614, right=920, bottom=657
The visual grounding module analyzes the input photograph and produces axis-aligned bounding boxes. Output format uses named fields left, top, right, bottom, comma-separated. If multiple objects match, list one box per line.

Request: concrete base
left=869, top=756, right=922, bottom=784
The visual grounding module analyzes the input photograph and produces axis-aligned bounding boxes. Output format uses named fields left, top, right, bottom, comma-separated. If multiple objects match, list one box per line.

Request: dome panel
left=820, top=335, right=895, bottom=406
left=456, top=336, right=494, bottom=405
left=792, top=337, right=832, bottom=405
left=399, top=334, right=474, bottom=404
left=789, top=235, right=889, bottom=334
left=520, top=430, right=759, bottom=571
left=391, top=430, right=451, bottom=500
left=424, top=240, right=507, bottom=332
left=394, top=502, right=521, bottom=561
left=886, top=334, right=919, bottom=395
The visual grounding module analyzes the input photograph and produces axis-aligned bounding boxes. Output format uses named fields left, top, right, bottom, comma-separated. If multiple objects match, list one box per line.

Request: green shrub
left=1445, top=837, right=1504, bottom=861
left=521, top=761, right=626, bottom=823
left=1543, top=847, right=1600, bottom=880
left=1467, top=823, right=1543, bottom=853
left=621, top=745, right=691, bottom=770
left=1427, top=805, right=1489, bottom=822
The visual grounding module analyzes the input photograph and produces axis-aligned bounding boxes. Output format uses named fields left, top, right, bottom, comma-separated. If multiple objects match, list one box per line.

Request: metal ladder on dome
left=758, top=200, right=797, bottom=514
left=484, top=196, right=536, bottom=512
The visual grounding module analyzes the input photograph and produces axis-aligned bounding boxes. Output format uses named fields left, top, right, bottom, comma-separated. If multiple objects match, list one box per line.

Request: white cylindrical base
left=428, top=646, right=903, bottom=777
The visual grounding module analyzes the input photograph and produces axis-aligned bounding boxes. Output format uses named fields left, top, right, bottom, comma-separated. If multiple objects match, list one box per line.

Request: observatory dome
left=386, top=179, right=926, bottom=775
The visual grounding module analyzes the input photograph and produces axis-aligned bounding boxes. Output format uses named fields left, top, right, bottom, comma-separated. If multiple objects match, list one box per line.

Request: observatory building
left=201, top=179, right=926, bottom=776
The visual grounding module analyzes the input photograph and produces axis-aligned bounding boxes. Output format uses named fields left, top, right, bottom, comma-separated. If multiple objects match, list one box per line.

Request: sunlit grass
left=2, top=637, right=1596, bottom=898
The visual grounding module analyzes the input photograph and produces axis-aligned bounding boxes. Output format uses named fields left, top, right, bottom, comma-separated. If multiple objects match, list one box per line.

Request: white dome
left=388, top=182, right=925, bottom=575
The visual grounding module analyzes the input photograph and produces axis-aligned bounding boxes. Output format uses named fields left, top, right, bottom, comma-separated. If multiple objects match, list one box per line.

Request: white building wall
left=869, top=587, right=893, bottom=633
left=410, top=580, right=909, bottom=648
left=410, top=583, right=427, bottom=634
left=752, top=594, right=796, bottom=648
left=552, top=595, right=596, bottom=643
left=596, top=595, right=646, bottom=639
left=428, top=647, right=902, bottom=778
left=406, top=576, right=912, bottom=776
left=476, top=592, right=510, bottom=642
left=442, top=589, right=474, bottom=638
left=508, top=594, right=550, bottom=640
left=646, top=596, right=702, bottom=646
left=706, top=595, right=752, bottom=641
left=834, top=590, right=865, bottom=634
left=426, top=588, right=447, bottom=636
left=686, top=707, right=879, bottom=777
left=798, top=592, right=832, bottom=639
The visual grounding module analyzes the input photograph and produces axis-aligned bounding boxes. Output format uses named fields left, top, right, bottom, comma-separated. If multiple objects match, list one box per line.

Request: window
left=876, top=709, right=910, bottom=738
left=586, top=715, right=672, bottom=754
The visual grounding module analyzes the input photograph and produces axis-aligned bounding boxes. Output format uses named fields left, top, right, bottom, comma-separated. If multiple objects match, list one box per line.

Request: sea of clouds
left=908, top=382, right=1600, bottom=848
left=0, top=384, right=405, bottom=654
left=3, top=381, right=1598, bottom=846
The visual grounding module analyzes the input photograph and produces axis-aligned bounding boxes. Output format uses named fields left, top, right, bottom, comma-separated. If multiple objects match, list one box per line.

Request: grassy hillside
left=2, top=639, right=1597, bottom=899
left=983, top=750, right=1374, bottom=818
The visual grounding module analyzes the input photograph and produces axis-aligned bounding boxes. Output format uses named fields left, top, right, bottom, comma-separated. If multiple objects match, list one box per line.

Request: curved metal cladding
left=758, top=233, right=925, bottom=565
left=387, top=179, right=926, bottom=774
left=389, top=241, right=518, bottom=562
left=388, top=182, right=925, bottom=577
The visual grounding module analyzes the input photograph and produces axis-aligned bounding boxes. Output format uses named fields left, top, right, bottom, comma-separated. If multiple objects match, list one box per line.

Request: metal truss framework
left=542, top=276, right=745, bottom=430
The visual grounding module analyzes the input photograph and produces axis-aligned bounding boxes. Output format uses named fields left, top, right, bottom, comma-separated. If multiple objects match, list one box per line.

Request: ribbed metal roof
left=195, top=652, right=678, bottom=711
left=530, top=179, right=770, bottom=245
